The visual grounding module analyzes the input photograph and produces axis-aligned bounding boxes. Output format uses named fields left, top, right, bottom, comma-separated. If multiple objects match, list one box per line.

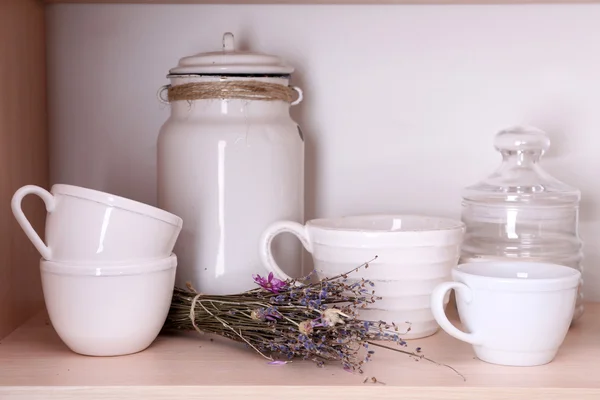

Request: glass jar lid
left=462, top=126, right=580, bottom=204
left=168, top=32, right=294, bottom=76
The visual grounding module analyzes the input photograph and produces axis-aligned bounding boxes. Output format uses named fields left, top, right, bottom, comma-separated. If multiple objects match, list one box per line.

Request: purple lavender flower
left=251, top=307, right=282, bottom=322
left=253, top=272, right=287, bottom=293
left=264, top=307, right=282, bottom=321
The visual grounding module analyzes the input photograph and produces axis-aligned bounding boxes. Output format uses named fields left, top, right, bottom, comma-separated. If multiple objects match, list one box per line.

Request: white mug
left=12, top=184, right=183, bottom=264
left=431, top=262, right=580, bottom=366
left=260, top=214, right=464, bottom=338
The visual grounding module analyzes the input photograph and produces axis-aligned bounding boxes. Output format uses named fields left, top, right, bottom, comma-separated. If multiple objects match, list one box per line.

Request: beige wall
left=47, top=3, right=600, bottom=301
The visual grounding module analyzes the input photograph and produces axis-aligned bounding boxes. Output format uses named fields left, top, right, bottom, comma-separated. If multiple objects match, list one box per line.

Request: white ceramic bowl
left=13, top=184, right=183, bottom=264
left=41, top=255, right=177, bottom=356
left=261, top=214, right=465, bottom=339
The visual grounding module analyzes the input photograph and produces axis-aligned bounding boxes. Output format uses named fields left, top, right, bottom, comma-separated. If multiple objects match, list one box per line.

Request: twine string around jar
left=158, top=81, right=303, bottom=106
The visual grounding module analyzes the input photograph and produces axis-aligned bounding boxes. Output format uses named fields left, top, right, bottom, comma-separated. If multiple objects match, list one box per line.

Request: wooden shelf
left=1, top=0, right=48, bottom=339
left=1, top=304, right=599, bottom=399
left=42, top=0, right=600, bottom=4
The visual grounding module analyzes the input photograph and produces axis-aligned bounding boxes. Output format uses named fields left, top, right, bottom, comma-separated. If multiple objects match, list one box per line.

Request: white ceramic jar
left=157, top=33, right=304, bottom=295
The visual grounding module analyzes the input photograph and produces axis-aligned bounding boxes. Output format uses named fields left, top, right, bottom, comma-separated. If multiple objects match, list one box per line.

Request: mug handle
left=430, top=282, right=482, bottom=345
left=259, top=221, right=313, bottom=281
left=11, top=185, right=55, bottom=260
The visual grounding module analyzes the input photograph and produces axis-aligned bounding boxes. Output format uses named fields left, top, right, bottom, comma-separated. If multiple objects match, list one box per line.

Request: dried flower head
left=321, top=308, right=347, bottom=326
left=298, top=320, right=314, bottom=335
left=252, top=272, right=287, bottom=293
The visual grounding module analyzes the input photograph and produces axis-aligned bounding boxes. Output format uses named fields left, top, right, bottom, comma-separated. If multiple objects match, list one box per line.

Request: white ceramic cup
left=41, top=254, right=177, bottom=356
left=431, top=262, right=580, bottom=366
left=260, top=214, right=465, bottom=338
left=12, top=184, right=183, bottom=264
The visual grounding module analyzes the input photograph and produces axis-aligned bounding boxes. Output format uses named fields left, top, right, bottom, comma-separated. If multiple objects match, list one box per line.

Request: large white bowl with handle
left=260, top=214, right=465, bottom=339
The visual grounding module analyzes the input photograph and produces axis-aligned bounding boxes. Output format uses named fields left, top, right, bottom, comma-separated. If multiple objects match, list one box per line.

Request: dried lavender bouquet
left=164, top=259, right=455, bottom=375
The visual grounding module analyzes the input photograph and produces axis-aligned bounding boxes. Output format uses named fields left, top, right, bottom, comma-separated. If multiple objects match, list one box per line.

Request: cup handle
left=259, top=220, right=313, bottom=281
left=430, top=282, right=481, bottom=345
left=11, top=185, right=55, bottom=260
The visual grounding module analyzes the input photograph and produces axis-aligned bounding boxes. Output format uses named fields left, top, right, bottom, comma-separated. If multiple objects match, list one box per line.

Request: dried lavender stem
left=366, top=341, right=465, bottom=381
left=195, top=298, right=273, bottom=361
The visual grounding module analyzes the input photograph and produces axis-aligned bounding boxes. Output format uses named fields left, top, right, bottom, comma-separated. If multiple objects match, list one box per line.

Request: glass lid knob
left=493, top=125, right=551, bottom=154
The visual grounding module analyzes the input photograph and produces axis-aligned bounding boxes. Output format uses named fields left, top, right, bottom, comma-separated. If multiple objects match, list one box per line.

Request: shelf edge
left=2, top=386, right=600, bottom=400
left=42, top=0, right=600, bottom=5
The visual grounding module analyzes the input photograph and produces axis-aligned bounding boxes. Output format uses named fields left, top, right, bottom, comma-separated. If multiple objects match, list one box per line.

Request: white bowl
left=40, top=255, right=177, bottom=356
left=261, top=214, right=465, bottom=339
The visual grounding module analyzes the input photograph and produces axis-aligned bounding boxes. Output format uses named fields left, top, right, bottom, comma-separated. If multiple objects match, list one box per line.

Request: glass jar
left=460, top=126, right=584, bottom=321
left=157, top=33, right=304, bottom=295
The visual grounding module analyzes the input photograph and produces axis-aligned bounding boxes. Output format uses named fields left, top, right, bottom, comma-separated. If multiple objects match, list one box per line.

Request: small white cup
left=431, top=262, right=580, bottom=366
left=260, top=214, right=465, bottom=338
left=12, top=184, right=183, bottom=264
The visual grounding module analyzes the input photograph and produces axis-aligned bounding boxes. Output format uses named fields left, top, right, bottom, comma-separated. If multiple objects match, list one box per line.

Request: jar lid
left=168, top=32, right=294, bottom=76
left=462, top=126, right=580, bottom=204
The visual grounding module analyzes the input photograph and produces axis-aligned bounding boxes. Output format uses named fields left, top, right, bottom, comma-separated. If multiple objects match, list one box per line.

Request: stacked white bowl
left=12, top=184, right=183, bottom=356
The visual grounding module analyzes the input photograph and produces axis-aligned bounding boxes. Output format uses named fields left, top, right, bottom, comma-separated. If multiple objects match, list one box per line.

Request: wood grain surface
left=0, top=304, right=598, bottom=399
left=0, top=0, right=48, bottom=339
